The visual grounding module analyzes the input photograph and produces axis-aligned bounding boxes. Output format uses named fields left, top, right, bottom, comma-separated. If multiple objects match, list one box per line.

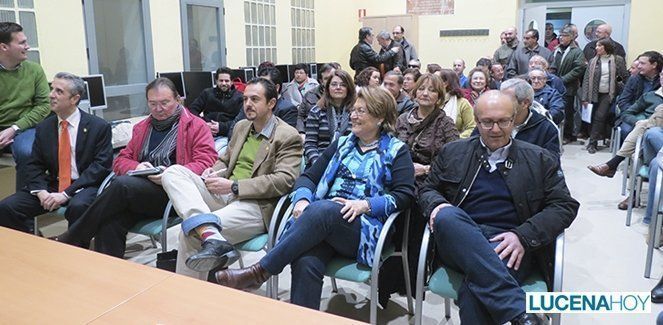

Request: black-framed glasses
left=478, top=119, right=513, bottom=130
left=408, top=65, right=420, bottom=68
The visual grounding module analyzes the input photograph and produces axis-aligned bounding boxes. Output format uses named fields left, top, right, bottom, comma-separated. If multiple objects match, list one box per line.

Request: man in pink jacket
left=54, top=78, right=217, bottom=257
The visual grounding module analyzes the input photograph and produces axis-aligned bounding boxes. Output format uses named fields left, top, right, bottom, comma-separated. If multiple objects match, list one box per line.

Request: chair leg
left=238, top=254, right=245, bottom=269
left=444, top=297, right=451, bottom=319
left=401, top=252, right=414, bottom=314
left=149, top=235, right=158, bottom=249
left=331, top=277, right=338, bottom=293
left=636, top=177, right=643, bottom=208
left=552, top=313, right=561, bottom=325
left=33, top=217, right=39, bottom=236
left=621, top=158, right=630, bottom=196
left=370, top=274, right=378, bottom=324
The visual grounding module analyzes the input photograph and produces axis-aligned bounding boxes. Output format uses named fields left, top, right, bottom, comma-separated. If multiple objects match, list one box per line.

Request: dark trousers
left=432, top=206, right=532, bottom=325
left=590, top=93, right=613, bottom=142
left=63, top=175, right=169, bottom=258
left=620, top=120, right=635, bottom=143
left=563, top=94, right=577, bottom=139
left=0, top=187, right=98, bottom=232
left=260, top=200, right=361, bottom=310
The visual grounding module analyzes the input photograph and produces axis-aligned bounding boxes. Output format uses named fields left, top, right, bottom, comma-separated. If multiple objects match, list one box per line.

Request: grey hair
left=54, top=72, right=86, bottom=104
left=528, top=68, right=547, bottom=78
left=529, top=55, right=549, bottom=69
left=500, top=78, right=534, bottom=104
left=377, top=30, right=391, bottom=40
left=384, top=70, right=404, bottom=85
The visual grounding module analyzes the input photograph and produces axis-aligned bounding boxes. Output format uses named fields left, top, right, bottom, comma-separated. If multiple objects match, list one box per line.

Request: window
left=290, top=0, right=314, bottom=64
left=181, top=0, right=225, bottom=71
left=244, top=0, right=276, bottom=66
left=0, top=0, right=40, bottom=63
left=84, top=0, right=154, bottom=121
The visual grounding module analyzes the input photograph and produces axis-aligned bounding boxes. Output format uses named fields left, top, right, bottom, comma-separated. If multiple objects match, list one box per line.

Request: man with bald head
left=583, top=23, right=626, bottom=61
left=494, top=27, right=520, bottom=67
left=420, top=90, right=578, bottom=325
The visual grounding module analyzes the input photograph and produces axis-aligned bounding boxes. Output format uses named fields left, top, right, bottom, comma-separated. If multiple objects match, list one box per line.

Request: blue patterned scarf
left=313, top=133, right=403, bottom=266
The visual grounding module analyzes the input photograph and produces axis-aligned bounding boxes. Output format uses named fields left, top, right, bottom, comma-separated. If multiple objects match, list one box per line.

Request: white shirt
left=58, top=109, right=81, bottom=180
left=480, top=138, right=512, bottom=172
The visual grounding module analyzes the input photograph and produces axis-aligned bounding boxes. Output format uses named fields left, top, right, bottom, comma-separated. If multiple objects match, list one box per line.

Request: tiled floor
left=26, top=142, right=663, bottom=324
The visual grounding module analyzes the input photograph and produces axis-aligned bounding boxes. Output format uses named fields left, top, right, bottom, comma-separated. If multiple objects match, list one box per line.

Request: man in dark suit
left=583, top=23, right=626, bottom=61
left=0, top=72, right=113, bottom=232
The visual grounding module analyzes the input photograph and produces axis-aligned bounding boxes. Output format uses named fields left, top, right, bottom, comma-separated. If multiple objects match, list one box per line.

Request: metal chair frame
left=414, top=227, right=565, bottom=325
left=273, top=208, right=414, bottom=324
left=645, top=156, right=663, bottom=278
left=626, top=136, right=647, bottom=226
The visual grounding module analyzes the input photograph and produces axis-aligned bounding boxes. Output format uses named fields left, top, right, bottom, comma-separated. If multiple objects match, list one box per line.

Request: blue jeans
left=432, top=206, right=532, bottom=324
left=5, top=127, right=35, bottom=191
left=260, top=200, right=361, bottom=310
left=643, top=127, right=663, bottom=164
left=620, top=121, right=635, bottom=144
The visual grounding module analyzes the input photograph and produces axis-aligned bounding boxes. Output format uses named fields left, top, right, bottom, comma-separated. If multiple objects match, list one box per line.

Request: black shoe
left=652, top=277, right=663, bottom=303
left=511, top=313, right=542, bottom=325
left=185, top=239, right=239, bottom=272
left=587, top=142, right=598, bottom=154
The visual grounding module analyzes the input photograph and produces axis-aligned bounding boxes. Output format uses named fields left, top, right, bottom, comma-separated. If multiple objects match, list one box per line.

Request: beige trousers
left=161, top=165, right=265, bottom=280
left=617, top=120, right=651, bottom=157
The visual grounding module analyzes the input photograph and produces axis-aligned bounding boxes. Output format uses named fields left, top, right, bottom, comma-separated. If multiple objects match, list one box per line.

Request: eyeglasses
left=408, top=65, right=420, bottom=68
left=349, top=107, right=368, bottom=116
left=478, top=119, right=513, bottom=130
left=329, top=82, right=347, bottom=89
left=529, top=76, right=546, bottom=81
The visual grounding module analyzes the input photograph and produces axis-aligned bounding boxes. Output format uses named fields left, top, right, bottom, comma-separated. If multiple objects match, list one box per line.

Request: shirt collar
left=253, top=114, right=277, bottom=139
left=58, top=108, right=81, bottom=129
left=479, top=137, right=512, bottom=172
left=0, top=61, right=21, bottom=71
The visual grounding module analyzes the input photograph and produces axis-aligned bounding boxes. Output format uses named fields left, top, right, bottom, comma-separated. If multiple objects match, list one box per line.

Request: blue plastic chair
left=98, top=172, right=180, bottom=253
left=232, top=194, right=291, bottom=299
left=274, top=208, right=413, bottom=324
left=414, top=227, right=565, bottom=325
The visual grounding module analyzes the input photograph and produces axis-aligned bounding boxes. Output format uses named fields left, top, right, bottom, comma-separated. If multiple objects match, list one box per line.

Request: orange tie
left=58, top=120, right=72, bottom=192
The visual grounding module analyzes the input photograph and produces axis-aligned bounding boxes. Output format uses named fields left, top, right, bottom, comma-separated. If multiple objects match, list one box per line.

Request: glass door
left=181, top=0, right=226, bottom=71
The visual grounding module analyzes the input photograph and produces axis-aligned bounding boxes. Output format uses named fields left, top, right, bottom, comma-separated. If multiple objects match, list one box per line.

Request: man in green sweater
left=0, top=22, right=50, bottom=191
left=0, top=22, right=50, bottom=190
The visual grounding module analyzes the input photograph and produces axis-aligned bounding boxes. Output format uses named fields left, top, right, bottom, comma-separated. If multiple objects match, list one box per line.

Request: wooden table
left=0, top=228, right=363, bottom=324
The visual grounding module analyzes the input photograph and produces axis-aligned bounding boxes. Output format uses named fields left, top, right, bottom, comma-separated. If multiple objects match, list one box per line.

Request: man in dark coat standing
left=349, top=27, right=399, bottom=75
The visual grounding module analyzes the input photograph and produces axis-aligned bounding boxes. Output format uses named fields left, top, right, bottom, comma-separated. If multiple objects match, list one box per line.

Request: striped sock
left=196, top=225, right=224, bottom=242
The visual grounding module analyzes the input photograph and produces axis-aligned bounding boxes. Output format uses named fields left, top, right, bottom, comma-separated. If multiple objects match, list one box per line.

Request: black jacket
left=379, top=40, right=406, bottom=72
left=419, top=137, right=579, bottom=289
left=583, top=37, right=626, bottom=62
left=297, top=85, right=323, bottom=133
left=26, top=109, right=113, bottom=196
left=187, top=86, right=243, bottom=137
left=349, top=41, right=397, bottom=73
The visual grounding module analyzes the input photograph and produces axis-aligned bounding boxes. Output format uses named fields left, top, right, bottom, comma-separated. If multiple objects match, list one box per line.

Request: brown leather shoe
left=587, top=164, right=616, bottom=178
left=618, top=196, right=633, bottom=210
left=215, top=263, right=271, bottom=291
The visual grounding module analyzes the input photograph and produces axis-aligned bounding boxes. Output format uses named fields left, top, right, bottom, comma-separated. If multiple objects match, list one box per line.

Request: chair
left=626, top=136, right=649, bottom=226
left=645, top=156, right=663, bottom=278
left=611, top=125, right=622, bottom=157
left=232, top=194, right=291, bottom=299
left=33, top=207, right=67, bottom=235
left=98, top=172, right=180, bottom=253
left=414, top=228, right=565, bottom=325
left=274, top=208, right=414, bottom=324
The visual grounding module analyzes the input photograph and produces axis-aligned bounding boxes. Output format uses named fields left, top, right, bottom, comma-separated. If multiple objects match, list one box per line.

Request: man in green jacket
left=0, top=22, right=50, bottom=191
left=550, top=25, right=587, bottom=144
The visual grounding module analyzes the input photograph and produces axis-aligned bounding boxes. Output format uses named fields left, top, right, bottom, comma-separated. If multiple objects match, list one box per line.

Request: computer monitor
left=81, top=75, right=107, bottom=111
left=244, top=68, right=255, bottom=82
left=182, top=71, right=215, bottom=107
left=156, top=72, right=185, bottom=98
left=274, top=65, right=290, bottom=83
left=309, top=63, right=318, bottom=81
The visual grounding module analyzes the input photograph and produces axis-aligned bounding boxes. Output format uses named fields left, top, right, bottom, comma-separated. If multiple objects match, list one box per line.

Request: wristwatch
left=231, top=181, right=239, bottom=195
